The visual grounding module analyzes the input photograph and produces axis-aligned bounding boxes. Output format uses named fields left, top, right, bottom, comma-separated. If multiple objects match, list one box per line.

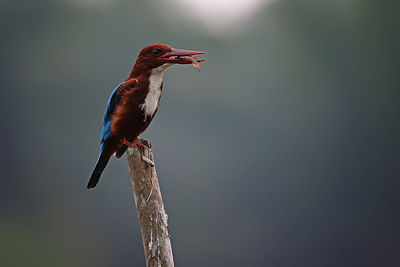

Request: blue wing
left=100, top=82, right=123, bottom=148
left=99, top=78, right=138, bottom=151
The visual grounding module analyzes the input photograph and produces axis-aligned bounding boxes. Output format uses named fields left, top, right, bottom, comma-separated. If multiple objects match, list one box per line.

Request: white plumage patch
left=141, top=64, right=171, bottom=120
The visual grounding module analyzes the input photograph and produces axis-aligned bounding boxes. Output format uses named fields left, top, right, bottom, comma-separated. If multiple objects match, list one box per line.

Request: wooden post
left=126, top=140, right=174, bottom=267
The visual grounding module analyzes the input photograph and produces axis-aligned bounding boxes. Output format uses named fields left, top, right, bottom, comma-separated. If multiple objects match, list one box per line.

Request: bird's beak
left=161, top=48, right=206, bottom=64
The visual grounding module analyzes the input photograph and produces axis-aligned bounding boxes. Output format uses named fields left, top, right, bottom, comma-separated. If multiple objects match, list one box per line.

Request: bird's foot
left=122, top=138, right=132, bottom=146
left=134, top=141, right=144, bottom=148
left=122, top=138, right=143, bottom=148
left=122, top=138, right=151, bottom=148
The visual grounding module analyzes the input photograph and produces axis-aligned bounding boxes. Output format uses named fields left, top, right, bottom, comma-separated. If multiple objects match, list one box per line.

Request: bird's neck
left=128, top=61, right=147, bottom=78
left=128, top=59, right=172, bottom=78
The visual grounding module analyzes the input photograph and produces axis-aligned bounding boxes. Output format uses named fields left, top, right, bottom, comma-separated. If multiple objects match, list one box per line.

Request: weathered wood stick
left=126, top=140, right=174, bottom=267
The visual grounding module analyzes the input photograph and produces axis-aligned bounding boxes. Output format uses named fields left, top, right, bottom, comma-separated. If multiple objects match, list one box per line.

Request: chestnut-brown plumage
left=87, top=44, right=206, bottom=189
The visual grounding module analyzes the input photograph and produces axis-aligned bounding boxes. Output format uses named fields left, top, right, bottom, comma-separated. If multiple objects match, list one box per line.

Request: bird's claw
left=122, top=138, right=142, bottom=148
left=134, top=141, right=144, bottom=148
left=122, top=138, right=132, bottom=146
left=123, top=138, right=151, bottom=149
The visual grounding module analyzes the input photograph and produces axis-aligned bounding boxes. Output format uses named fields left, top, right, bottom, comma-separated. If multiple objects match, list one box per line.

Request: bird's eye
left=152, top=49, right=161, bottom=56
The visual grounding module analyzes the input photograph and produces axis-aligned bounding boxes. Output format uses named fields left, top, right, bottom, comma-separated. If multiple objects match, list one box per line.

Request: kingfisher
left=87, top=44, right=206, bottom=189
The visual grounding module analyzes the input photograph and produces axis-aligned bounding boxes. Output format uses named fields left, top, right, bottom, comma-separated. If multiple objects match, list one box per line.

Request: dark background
left=1, top=0, right=399, bottom=266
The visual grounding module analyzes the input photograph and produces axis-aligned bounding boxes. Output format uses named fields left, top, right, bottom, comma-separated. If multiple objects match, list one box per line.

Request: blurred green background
left=1, top=0, right=399, bottom=266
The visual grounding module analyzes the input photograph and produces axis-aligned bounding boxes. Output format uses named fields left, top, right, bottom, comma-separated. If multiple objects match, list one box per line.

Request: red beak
left=162, top=48, right=206, bottom=58
left=161, top=48, right=206, bottom=64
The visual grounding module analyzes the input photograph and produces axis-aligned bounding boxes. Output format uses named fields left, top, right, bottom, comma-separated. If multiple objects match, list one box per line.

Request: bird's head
left=134, top=44, right=206, bottom=70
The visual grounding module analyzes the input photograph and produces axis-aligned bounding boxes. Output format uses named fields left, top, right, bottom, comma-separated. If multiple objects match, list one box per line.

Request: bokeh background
left=1, top=0, right=399, bottom=266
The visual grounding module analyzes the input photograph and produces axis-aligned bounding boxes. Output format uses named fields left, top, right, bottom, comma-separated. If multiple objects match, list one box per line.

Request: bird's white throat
left=141, top=63, right=172, bottom=120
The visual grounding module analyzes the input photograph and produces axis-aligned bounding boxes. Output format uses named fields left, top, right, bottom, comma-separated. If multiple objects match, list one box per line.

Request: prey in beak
left=161, top=48, right=206, bottom=71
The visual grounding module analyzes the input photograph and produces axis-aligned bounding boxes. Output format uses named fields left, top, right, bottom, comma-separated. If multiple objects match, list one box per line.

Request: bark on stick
left=126, top=140, right=174, bottom=267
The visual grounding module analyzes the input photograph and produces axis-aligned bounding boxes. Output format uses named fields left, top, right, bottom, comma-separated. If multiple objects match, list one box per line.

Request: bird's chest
left=140, top=68, right=164, bottom=119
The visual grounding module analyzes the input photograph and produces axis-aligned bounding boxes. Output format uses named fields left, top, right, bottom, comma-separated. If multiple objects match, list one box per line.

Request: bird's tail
left=87, top=149, right=112, bottom=189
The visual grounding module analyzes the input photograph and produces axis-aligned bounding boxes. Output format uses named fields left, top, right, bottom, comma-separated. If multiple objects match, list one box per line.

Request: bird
left=87, top=44, right=206, bottom=189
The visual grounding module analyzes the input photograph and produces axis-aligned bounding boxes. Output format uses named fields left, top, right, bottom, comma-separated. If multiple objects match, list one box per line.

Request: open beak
left=161, top=48, right=206, bottom=64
